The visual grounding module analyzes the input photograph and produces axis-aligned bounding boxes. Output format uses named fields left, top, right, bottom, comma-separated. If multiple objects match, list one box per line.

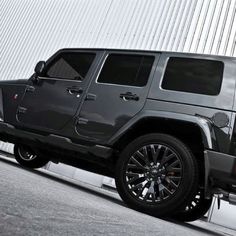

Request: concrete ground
left=0, top=155, right=235, bottom=236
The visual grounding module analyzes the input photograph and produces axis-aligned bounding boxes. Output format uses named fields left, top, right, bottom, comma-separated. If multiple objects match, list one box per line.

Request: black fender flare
left=108, top=110, right=216, bottom=150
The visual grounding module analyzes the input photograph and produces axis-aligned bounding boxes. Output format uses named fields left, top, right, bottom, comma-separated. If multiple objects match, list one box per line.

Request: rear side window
left=46, top=52, right=95, bottom=80
left=97, top=54, right=155, bottom=87
left=161, top=57, right=224, bottom=95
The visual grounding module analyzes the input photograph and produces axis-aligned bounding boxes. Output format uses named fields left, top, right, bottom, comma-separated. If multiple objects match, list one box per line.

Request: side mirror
left=34, top=61, right=46, bottom=76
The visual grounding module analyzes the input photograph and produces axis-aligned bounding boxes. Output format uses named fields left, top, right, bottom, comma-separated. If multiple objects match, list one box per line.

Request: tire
left=14, top=144, right=49, bottom=169
left=171, top=188, right=213, bottom=222
left=115, top=133, right=199, bottom=217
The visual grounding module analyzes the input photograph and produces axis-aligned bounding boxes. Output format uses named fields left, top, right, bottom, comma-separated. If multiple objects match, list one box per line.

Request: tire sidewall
left=172, top=190, right=213, bottom=222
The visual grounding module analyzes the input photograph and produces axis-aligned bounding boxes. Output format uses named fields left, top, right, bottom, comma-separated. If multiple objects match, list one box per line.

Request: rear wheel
left=171, top=188, right=213, bottom=222
left=14, top=144, right=49, bottom=169
left=115, top=133, right=199, bottom=217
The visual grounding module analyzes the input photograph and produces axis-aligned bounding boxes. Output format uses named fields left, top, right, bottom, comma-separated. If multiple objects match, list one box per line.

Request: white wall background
left=1, top=0, right=236, bottom=82
left=209, top=198, right=236, bottom=230
left=1, top=0, right=236, bottom=229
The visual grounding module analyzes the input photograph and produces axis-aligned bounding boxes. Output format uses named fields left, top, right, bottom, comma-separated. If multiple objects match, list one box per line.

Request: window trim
left=96, top=53, right=156, bottom=88
left=37, top=76, right=83, bottom=83
left=160, top=57, right=224, bottom=96
left=44, top=51, right=97, bottom=81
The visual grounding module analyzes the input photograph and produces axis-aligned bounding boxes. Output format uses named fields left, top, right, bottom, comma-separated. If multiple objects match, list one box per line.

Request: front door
left=77, top=51, right=159, bottom=143
left=17, top=50, right=99, bottom=132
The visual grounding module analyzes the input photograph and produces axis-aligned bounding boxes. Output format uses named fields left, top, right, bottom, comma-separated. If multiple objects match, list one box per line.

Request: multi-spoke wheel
left=171, top=188, right=213, bottom=222
left=115, top=133, right=199, bottom=217
left=125, top=143, right=182, bottom=203
left=14, top=144, right=49, bottom=169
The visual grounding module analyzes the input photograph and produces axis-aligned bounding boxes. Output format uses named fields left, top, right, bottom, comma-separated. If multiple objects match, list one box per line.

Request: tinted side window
left=161, top=57, right=224, bottom=95
left=46, top=52, right=95, bottom=80
left=97, top=54, right=155, bottom=87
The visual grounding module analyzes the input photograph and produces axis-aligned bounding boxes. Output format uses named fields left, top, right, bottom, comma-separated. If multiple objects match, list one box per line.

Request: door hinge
left=77, top=117, right=88, bottom=125
left=26, top=85, right=35, bottom=92
left=85, top=93, right=97, bottom=101
left=18, top=106, right=27, bottom=114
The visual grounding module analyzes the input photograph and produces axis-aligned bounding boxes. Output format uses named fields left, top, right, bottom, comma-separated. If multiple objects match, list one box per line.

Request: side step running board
left=0, top=122, right=113, bottom=159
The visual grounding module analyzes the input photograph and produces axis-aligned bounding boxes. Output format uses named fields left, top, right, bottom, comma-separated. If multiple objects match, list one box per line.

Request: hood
left=0, top=79, right=28, bottom=86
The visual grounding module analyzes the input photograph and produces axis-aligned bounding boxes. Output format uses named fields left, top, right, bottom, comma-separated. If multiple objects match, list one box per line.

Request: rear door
left=17, top=50, right=100, bottom=132
left=76, top=51, right=159, bottom=143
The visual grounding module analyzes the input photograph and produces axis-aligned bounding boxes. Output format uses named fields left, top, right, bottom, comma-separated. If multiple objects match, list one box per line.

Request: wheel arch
left=109, top=111, right=216, bottom=186
left=109, top=111, right=216, bottom=152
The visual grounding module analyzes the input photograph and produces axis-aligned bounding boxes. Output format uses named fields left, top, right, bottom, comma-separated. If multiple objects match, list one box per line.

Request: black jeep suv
left=0, top=48, right=236, bottom=221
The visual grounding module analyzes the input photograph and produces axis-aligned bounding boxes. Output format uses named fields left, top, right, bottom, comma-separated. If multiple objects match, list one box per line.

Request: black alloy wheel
left=115, top=133, right=199, bottom=217
left=14, top=144, right=49, bottom=169
left=125, top=143, right=182, bottom=203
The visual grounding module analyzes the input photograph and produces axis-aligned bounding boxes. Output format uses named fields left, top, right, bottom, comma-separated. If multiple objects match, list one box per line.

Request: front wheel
left=115, top=133, right=199, bottom=217
left=14, top=144, right=49, bottom=169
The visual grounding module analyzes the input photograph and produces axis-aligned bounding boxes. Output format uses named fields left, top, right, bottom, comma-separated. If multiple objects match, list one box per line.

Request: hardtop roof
left=57, top=47, right=236, bottom=60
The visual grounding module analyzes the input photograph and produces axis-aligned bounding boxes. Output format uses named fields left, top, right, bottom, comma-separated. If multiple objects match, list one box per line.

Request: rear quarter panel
left=147, top=53, right=236, bottom=154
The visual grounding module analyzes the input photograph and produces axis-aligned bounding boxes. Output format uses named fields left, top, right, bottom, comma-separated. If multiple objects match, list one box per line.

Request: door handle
left=120, top=92, right=139, bottom=101
left=67, top=87, right=83, bottom=95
